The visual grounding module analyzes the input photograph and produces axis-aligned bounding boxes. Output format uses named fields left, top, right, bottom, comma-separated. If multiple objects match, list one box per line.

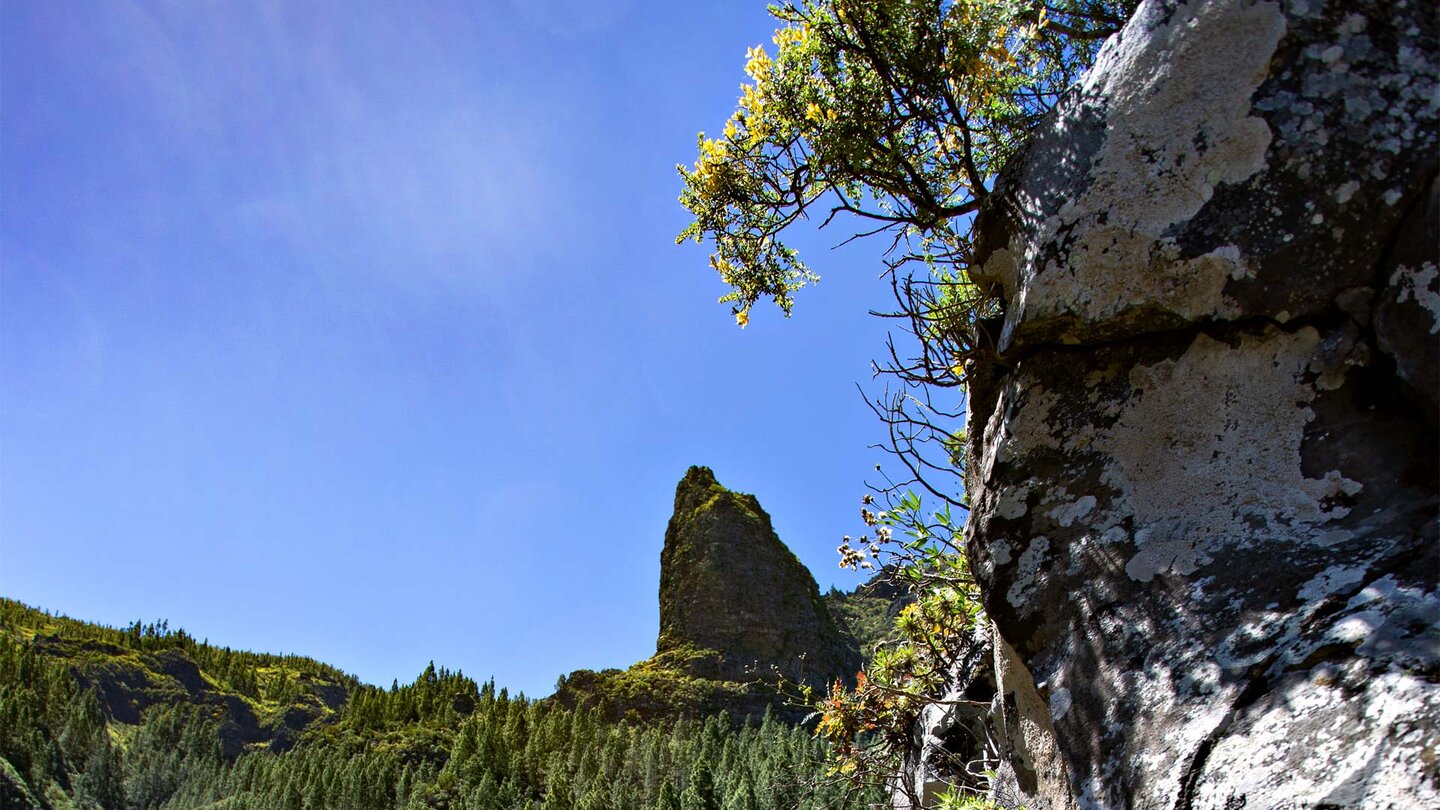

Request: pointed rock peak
left=679, top=464, right=717, bottom=487
left=550, top=469, right=865, bottom=722
left=672, top=466, right=765, bottom=523
left=657, top=466, right=860, bottom=688
left=673, top=465, right=722, bottom=513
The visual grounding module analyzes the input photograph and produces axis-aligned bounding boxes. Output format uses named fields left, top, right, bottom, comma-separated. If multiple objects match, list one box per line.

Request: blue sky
left=1, top=1, right=911, bottom=697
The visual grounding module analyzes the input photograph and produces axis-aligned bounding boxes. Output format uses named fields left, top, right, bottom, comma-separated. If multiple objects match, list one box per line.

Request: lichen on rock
left=899, top=0, right=1439, bottom=807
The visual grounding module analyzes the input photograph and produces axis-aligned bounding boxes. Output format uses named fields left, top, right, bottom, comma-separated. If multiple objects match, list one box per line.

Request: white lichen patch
left=1129, top=664, right=1234, bottom=808
left=1093, top=328, right=1363, bottom=582
left=996, top=486, right=1031, bottom=520
left=1007, top=536, right=1051, bottom=609
left=1124, top=526, right=1211, bottom=583
left=1328, top=611, right=1384, bottom=645
left=1297, top=564, right=1368, bottom=602
left=990, top=540, right=1013, bottom=567
left=1048, top=496, right=1097, bottom=527
left=1077, top=0, right=1284, bottom=232
left=981, top=383, right=1062, bottom=486
left=1328, top=575, right=1440, bottom=667
left=994, top=0, right=1285, bottom=349
left=1192, top=670, right=1440, bottom=809
left=1037, top=233, right=1253, bottom=329
left=1094, top=526, right=1126, bottom=547
left=1389, top=261, right=1440, bottom=333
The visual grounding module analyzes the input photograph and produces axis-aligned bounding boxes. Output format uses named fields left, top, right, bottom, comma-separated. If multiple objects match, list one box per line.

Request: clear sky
left=1, top=1, right=912, bottom=698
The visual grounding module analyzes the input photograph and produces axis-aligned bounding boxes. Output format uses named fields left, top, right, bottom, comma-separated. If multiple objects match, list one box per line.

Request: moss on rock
left=556, top=466, right=863, bottom=723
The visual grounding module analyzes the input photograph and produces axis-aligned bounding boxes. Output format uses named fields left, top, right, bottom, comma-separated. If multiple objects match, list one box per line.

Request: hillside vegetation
left=0, top=597, right=883, bottom=810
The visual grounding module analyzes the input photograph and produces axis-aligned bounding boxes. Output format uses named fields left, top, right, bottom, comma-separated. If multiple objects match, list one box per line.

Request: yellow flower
left=773, top=24, right=810, bottom=48
left=735, top=309, right=750, bottom=328
left=744, top=44, right=770, bottom=80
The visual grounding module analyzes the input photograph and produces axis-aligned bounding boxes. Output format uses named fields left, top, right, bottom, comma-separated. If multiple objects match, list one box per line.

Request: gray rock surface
left=907, top=0, right=1438, bottom=807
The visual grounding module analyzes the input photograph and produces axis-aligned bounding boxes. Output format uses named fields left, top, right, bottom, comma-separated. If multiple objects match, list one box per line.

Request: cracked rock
left=907, top=0, right=1440, bottom=807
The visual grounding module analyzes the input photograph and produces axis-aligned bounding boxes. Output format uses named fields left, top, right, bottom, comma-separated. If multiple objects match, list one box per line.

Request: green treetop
left=679, top=0, right=1129, bottom=345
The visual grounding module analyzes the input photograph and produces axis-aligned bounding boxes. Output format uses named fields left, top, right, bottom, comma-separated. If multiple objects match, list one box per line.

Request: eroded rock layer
left=917, top=0, right=1438, bottom=807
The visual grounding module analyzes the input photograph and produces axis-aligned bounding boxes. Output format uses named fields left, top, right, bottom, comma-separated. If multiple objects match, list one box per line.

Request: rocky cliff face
left=554, top=466, right=861, bottom=722
left=657, top=466, right=860, bottom=688
left=903, top=0, right=1438, bottom=807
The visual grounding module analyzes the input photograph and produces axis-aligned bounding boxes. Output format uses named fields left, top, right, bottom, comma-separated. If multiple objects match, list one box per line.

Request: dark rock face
left=903, top=0, right=1438, bottom=807
left=554, top=467, right=861, bottom=722
left=658, top=466, right=860, bottom=689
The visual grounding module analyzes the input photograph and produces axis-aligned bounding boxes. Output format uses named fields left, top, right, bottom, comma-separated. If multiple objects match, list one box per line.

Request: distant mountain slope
left=0, top=468, right=908, bottom=806
left=0, top=598, right=877, bottom=809
left=0, top=598, right=357, bottom=760
left=822, top=567, right=914, bottom=661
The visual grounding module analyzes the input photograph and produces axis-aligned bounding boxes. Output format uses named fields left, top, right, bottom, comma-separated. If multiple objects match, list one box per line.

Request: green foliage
left=680, top=758, right=718, bottom=810
left=654, top=778, right=681, bottom=810
left=0, top=598, right=354, bottom=709
left=0, top=630, right=126, bottom=809
left=679, top=1, right=1135, bottom=803
left=678, top=0, right=1131, bottom=330
left=816, top=493, right=986, bottom=789
left=550, top=658, right=764, bottom=725
left=934, top=784, right=1027, bottom=810
left=823, top=573, right=912, bottom=659
left=0, top=598, right=882, bottom=810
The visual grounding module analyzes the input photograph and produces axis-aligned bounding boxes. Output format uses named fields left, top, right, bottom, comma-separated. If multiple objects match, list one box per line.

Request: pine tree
left=654, top=777, right=681, bottom=810
left=576, top=784, right=612, bottom=810
left=681, top=759, right=719, bottom=810
left=723, top=773, right=759, bottom=810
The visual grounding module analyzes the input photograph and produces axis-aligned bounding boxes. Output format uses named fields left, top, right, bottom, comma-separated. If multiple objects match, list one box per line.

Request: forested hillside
left=0, top=598, right=883, bottom=810
left=0, top=471, right=912, bottom=809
